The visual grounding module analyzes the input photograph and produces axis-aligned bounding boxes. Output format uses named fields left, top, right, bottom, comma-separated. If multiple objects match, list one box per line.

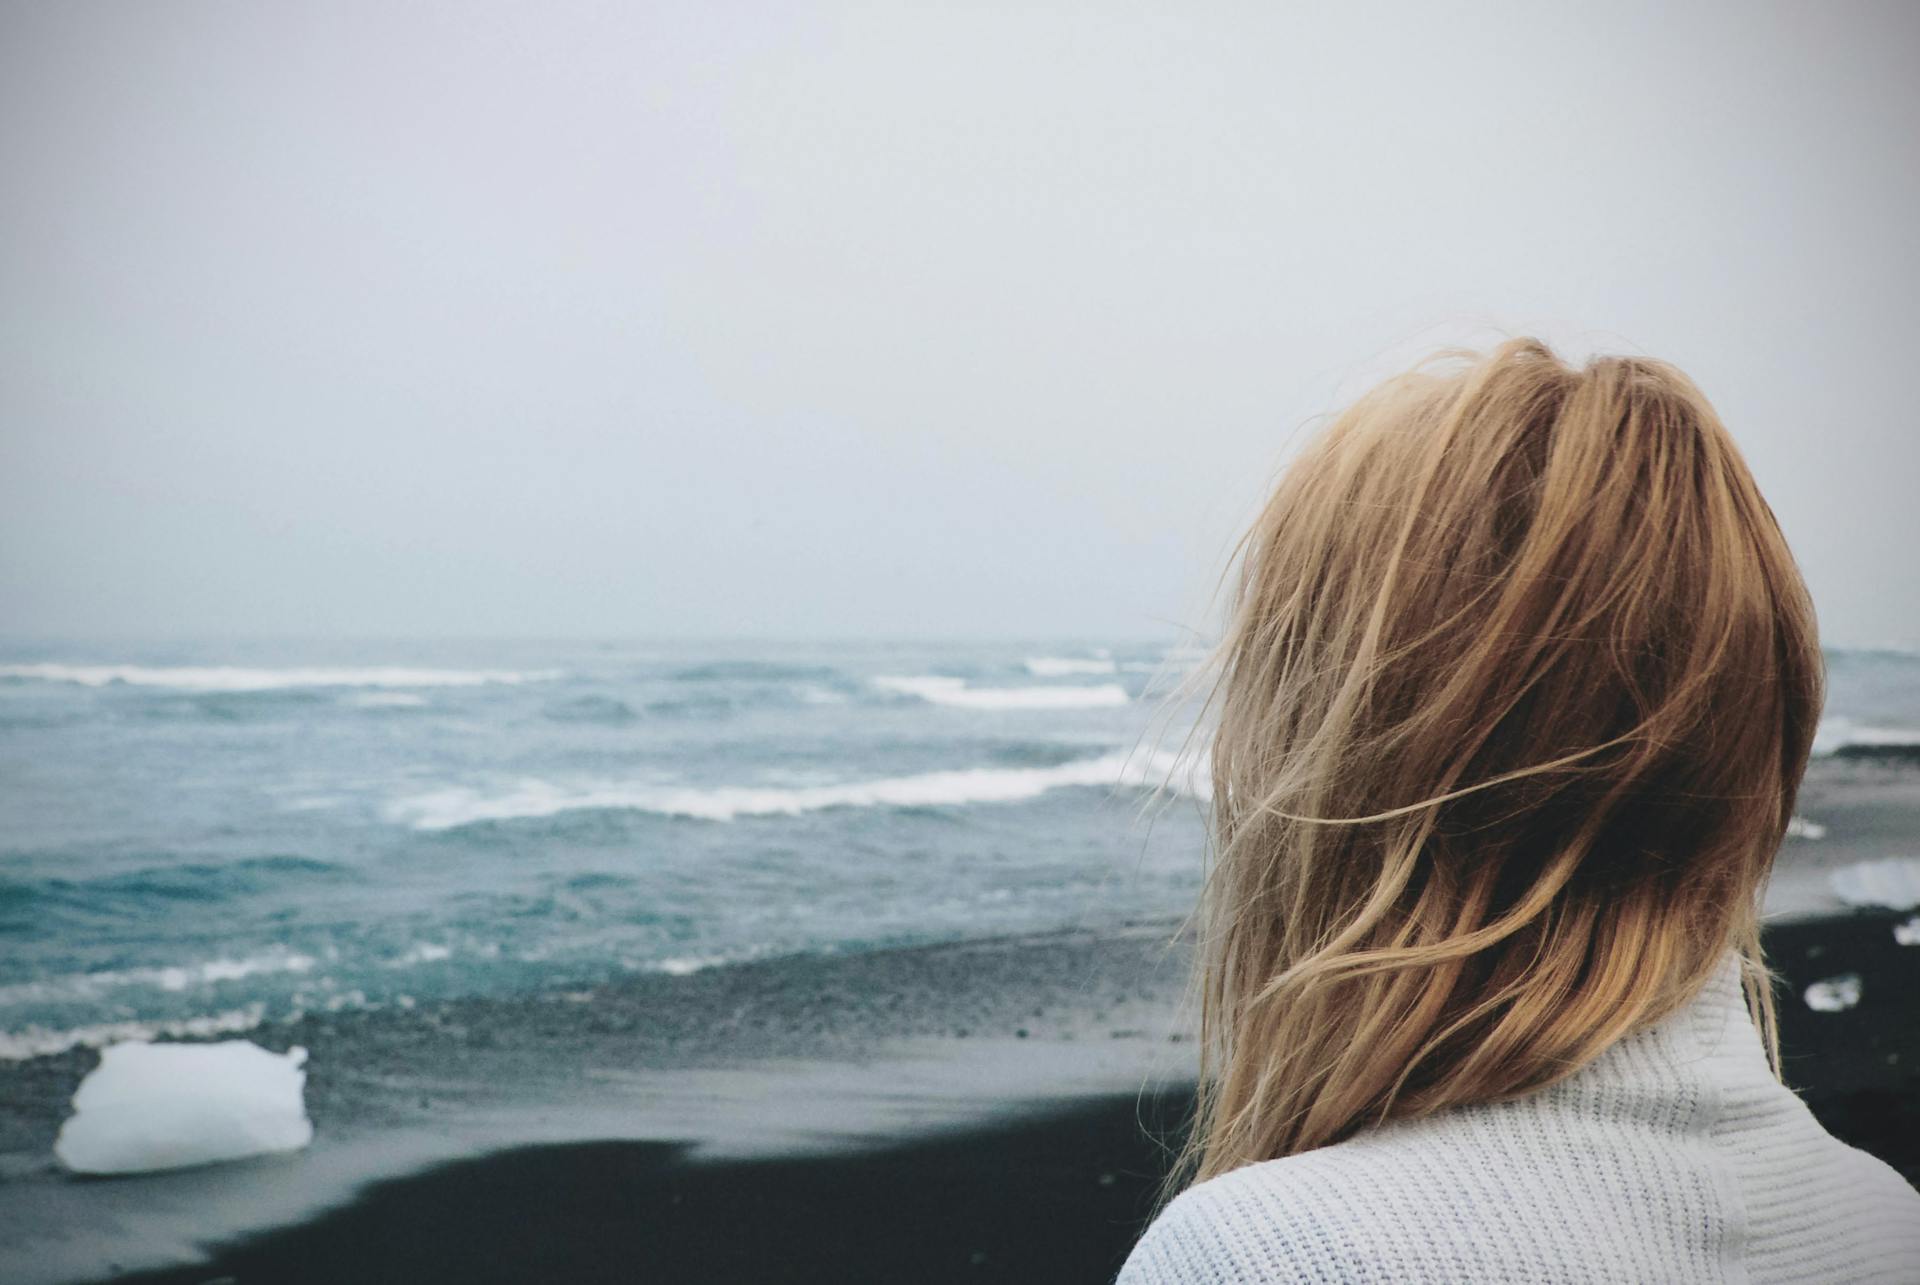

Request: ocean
left=0, top=639, right=1214, bottom=1060
left=2, top=639, right=1915, bottom=1063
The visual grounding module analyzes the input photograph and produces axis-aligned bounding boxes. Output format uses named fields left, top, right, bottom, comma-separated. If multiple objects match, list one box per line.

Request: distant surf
left=0, top=663, right=560, bottom=691
left=1024, top=656, right=1117, bottom=677
left=1814, top=718, right=1920, bottom=760
left=348, top=691, right=431, bottom=708
left=874, top=675, right=1131, bottom=710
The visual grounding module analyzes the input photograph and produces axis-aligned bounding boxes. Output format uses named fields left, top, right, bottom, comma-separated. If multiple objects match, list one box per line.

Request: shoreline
left=24, top=905, right=1918, bottom=1285
left=2, top=744, right=1916, bottom=1284
left=0, top=920, right=1199, bottom=1285
left=0, top=905, right=1910, bottom=1284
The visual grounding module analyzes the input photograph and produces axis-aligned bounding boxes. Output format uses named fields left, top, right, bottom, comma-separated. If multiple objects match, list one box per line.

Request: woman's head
left=1179, top=337, right=1822, bottom=1184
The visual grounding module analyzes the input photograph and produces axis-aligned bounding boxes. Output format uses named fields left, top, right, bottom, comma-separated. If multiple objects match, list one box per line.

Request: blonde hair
left=1170, top=338, right=1823, bottom=1191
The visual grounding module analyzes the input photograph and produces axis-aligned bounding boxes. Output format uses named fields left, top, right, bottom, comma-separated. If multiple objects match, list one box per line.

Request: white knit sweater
left=1119, top=950, right=1920, bottom=1283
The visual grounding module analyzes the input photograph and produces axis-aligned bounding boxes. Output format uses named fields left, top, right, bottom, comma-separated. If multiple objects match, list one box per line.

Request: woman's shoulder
left=1117, top=1092, right=1701, bottom=1285
left=1118, top=1104, right=1920, bottom=1285
left=1116, top=1140, right=1426, bottom=1285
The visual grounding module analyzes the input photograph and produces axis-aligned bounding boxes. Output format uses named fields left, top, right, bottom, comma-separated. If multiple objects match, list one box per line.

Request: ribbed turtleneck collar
left=1551, top=947, right=1776, bottom=1105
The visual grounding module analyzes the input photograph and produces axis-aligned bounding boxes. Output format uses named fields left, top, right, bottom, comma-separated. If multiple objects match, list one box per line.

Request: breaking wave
left=385, top=748, right=1204, bottom=831
left=0, top=1004, right=271, bottom=1061
left=0, top=663, right=561, bottom=692
left=1813, top=718, right=1920, bottom=759
left=874, top=675, right=1130, bottom=710
left=0, top=948, right=320, bottom=1008
left=1024, top=656, right=1117, bottom=677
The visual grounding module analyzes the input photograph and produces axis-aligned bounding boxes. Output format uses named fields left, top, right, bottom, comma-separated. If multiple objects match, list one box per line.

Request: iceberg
left=1828, top=856, right=1920, bottom=912
left=54, top=1040, right=313, bottom=1175
left=1803, top=974, right=1863, bottom=1014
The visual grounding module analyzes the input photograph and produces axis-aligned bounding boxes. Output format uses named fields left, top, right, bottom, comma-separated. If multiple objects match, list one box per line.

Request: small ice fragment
left=1786, top=816, right=1827, bottom=840
left=1894, top=916, right=1920, bottom=947
left=1803, top=974, right=1863, bottom=1013
left=1829, top=857, right=1920, bottom=911
left=54, top=1040, right=312, bottom=1174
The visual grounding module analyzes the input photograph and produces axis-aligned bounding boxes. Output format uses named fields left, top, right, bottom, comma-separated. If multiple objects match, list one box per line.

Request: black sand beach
left=0, top=922, right=1199, bottom=1285
left=64, top=908, right=1915, bottom=1285
left=2, top=757, right=1915, bottom=1285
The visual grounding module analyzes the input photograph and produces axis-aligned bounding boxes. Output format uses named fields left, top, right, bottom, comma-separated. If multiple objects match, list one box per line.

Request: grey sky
left=3, top=2, right=1916, bottom=644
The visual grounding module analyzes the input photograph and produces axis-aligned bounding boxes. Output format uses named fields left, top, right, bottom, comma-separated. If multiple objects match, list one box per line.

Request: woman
left=1120, top=340, right=1920, bottom=1283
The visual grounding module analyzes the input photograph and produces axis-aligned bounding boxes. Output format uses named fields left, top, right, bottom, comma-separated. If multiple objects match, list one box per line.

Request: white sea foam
left=385, top=748, right=1205, bottom=831
left=1811, top=717, right=1920, bottom=757
left=0, top=1005, right=269, bottom=1061
left=1894, top=916, right=1920, bottom=947
left=1024, top=657, right=1118, bottom=677
left=348, top=691, right=430, bottom=708
left=651, top=955, right=729, bottom=976
left=0, top=663, right=560, bottom=692
left=0, top=951, right=318, bottom=1007
left=383, top=943, right=453, bottom=967
left=1828, top=856, right=1920, bottom=911
left=874, top=675, right=1130, bottom=710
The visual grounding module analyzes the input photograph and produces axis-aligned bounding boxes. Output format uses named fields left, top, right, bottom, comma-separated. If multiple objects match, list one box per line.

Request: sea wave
left=0, top=1004, right=270, bottom=1061
left=0, top=663, right=561, bottom=692
left=1024, top=656, right=1118, bottom=677
left=0, top=855, right=348, bottom=924
left=670, top=661, right=840, bottom=683
left=643, top=681, right=851, bottom=719
left=0, top=949, right=319, bottom=1007
left=1812, top=718, right=1920, bottom=759
left=644, top=954, right=737, bottom=977
left=347, top=691, right=430, bottom=708
left=384, top=748, right=1204, bottom=831
left=383, top=942, right=454, bottom=968
left=874, top=675, right=1131, bottom=710
left=542, top=695, right=639, bottom=724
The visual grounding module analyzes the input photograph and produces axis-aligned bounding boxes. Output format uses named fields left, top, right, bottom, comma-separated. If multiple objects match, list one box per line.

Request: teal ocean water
left=0, top=639, right=1214, bottom=1058
left=2, top=639, right=1915, bottom=1061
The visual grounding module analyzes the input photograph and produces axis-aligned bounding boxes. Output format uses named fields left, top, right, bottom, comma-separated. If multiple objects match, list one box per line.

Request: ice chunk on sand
left=1828, top=856, right=1920, bottom=911
left=54, top=1040, right=312, bottom=1174
left=1803, top=974, right=1863, bottom=1013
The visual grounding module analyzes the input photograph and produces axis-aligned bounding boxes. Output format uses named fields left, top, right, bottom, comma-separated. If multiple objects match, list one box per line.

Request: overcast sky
left=3, top=2, right=1916, bottom=645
